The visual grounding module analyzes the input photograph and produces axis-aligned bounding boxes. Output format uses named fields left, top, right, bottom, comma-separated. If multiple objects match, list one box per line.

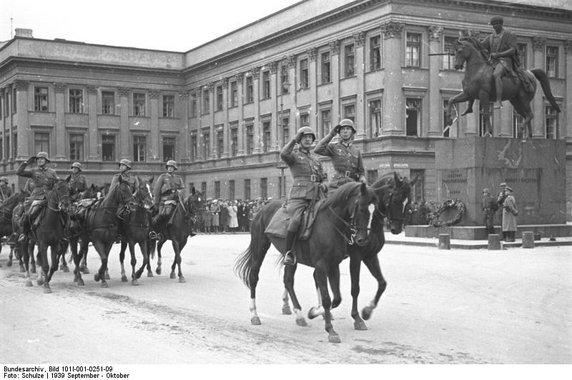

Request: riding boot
left=283, top=230, right=297, bottom=266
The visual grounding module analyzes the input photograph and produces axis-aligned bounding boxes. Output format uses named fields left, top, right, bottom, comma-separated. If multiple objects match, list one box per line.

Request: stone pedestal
left=488, top=234, right=501, bottom=250
left=435, top=137, right=566, bottom=226
left=522, top=231, right=535, bottom=248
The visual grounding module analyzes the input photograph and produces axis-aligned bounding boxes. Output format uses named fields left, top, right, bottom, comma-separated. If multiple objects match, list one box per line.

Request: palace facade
left=1, top=0, right=571, bottom=217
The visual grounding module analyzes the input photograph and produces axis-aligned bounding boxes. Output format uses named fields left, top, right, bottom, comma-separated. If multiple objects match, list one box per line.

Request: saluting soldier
left=314, top=118, right=366, bottom=192
left=110, top=159, right=139, bottom=194
left=280, top=126, right=328, bottom=266
left=16, top=152, right=60, bottom=241
left=151, top=160, right=184, bottom=239
left=0, top=177, right=13, bottom=203
left=67, top=162, right=87, bottom=202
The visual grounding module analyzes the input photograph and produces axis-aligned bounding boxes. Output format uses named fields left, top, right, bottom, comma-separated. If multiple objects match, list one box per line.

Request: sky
left=1, top=0, right=570, bottom=52
left=0, top=0, right=302, bottom=51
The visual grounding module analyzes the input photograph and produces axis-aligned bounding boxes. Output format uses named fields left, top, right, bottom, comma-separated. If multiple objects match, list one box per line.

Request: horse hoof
left=296, top=317, right=308, bottom=327
left=178, top=276, right=186, bottom=283
left=121, top=276, right=128, bottom=283
left=156, top=268, right=162, bottom=276
left=362, top=306, right=374, bottom=321
left=105, top=274, right=110, bottom=280
left=282, top=305, right=292, bottom=315
left=170, top=273, right=176, bottom=280
left=328, top=332, right=341, bottom=344
left=101, top=281, right=109, bottom=288
left=25, top=279, right=33, bottom=287
left=94, top=274, right=100, bottom=282
left=44, top=286, right=52, bottom=294
left=307, top=306, right=323, bottom=320
left=251, top=316, right=261, bottom=325
left=37, top=278, right=44, bottom=286
left=77, top=279, right=85, bottom=287
left=60, top=265, right=70, bottom=273
left=131, top=279, right=139, bottom=286
left=354, top=319, right=368, bottom=331
left=147, top=271, right=153, bottom=278
left=81, top=267, right=90, bottom=274
left=19, top=265, right=25, bottom=273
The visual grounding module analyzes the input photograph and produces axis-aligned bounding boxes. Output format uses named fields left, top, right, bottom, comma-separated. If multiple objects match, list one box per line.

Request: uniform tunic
left=16, top=162, right=60, bottom=200
left=110, top=171, right=139, bottom=194
left=153, top=172, right=184, bottom=205
left=68, top=173, right=87, bottom=200
left=314, top=133, right=364, bottom=190
left=481, top=194, right=498, bottom=232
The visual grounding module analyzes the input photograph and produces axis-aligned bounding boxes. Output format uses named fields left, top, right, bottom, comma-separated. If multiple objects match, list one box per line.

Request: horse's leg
left=361, top=254, right=387, bottom=322
left=281, top=288, right=292, bottom=315
left=479, top=91, right=493, bottom=136
left=79, top=241, right=89, bottom=274
left=348, top=253, right=367, bottom=330
left=44, top=242, right=61, bottom=294
left=29, top=241, right=37, bottom=274
left=93, top=240, right=111, bottom=288
left=445, top=92, right=471, bottom=125
left=156, top=241, right=163, bottom=276
left=59, top=240, right=70, bottom=273
left=244, top=236, right=271, bottom=325
left=283, top=264, right=307, bottom=327
left=21, top=239, right=33, bottom=287
left=134, top=240, right=148, bottom=282
left=146, top=239, right=155, bottom=277
left=171, top=238, right=187, bottom=283
left=7, top=245, right=14, bottom=267
left=70, top=238, right=85, bottom=286
left=313, top=265, right=340, bottom=343
left=36, top=242, right=49, bottom=291
left=119, top=241, right=128, bottom=282
left=512, top=99, right=534, bottom=139
left=128, top=241, right=139, bottom=286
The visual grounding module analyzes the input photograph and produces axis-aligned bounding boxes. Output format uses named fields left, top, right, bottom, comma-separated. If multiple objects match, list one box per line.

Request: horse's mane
left=458, top=36, right=489, bottom=62
left=323, top=182, right=363, bottom=208
left=372, top=173, right=411, bottom=195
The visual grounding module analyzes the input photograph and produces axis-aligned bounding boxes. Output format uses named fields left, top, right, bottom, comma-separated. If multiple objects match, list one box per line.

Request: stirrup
left=284, top=250, right=296, bottom=266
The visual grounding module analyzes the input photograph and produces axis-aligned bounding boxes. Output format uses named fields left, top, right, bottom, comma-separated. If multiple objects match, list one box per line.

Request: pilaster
left=178, top=91, right=190, bottom=162
left=354, top=32, right=366, bottom=140
left=149, top=90, right=160, bottom=161
left=86, top=86, right=99, bottom=161
left=381, top=22, right=404, bottom=135
left=118, top=87, right=130, bottom=159
left=14, top=80, right=30, bottom=160
left=54, top=83, right=66, bottom=160
left=428, top=25, right=444, bottom=136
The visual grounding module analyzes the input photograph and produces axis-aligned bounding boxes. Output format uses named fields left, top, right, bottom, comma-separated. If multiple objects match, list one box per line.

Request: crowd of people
left=196, top=198, right=272, bottom=234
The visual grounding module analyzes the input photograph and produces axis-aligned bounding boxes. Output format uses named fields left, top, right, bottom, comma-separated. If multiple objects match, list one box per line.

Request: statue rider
left=314, top=118, right=366, bottom=194
left=280, top=126, right=328, bottom=266
left=15, top=152, right=60, bottom=242
left=150, top=160, right=185, bottom=241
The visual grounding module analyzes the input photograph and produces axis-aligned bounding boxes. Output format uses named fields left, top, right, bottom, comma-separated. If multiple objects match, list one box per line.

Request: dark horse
left=147, top=189, right=203, bottom=282
left=234, top=182, right=379, bottom=343
left=22, top=179, right=71, bottom=292
left=0, top=192, right=27, bottom=268
left=445, top=36, right=561, bottom=137
left=118, top=178, right=153, bottom=285
left=78, top=179, right=133, bottom=287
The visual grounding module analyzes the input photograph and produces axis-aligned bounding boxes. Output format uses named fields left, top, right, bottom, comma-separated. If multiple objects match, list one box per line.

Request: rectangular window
left=300, top=112, right=309, bottom=127
left=34, top=132, right=50, bottom=155
left=34, top=87, right=49, bottom=112
left=344, top=44, right=355, bottom=77
left=406, top=98, right=421, bottom=136
left=201, top=182, right=207, bottom=196
left=282, top=116, right=290, bottom=145
left=369, top=99, right=382, bottom=137
left=133, top=93, right=146, bottom=116
left=442, top=100, right=454, bottom=138
left=230, top=126, right=238, bottom=157
left=546, top=46, right=558, bottom=78
left=517, top=43, right=527, bottom=69
left=202, top=88, right=210, bottom=114
left=545, top=105, right=559, bottom=139
left=216, top=128, right=224, bottom=158
left=343, top=104, right=355, bottom=121
left=320, top=109, right=331, bottom=138
left=409, top=169, right=425, bottom=202
left=246, top=76, right=254, bottom=103
left=202, top=129, right=210, bottom=160
left=300, top=59, right=309, bottom=89
left=102, top=91, right=115, bottom=115
left=262, top=121, right=271, bottom=153
left=102, top=134, right=115, bottom=161
left=260, top=178, right=268, bottom=199
left=190, top=93, right=198, bottom=117
left=367, top=169, right=378, bottom=185
left=190, top=133, right=198, bottom=161
left=244, top=179, right=251, bottom=201
left=370, top=35, right=381, bottom=71
left=321, top=51, right=331, bottom=84
left=443, top=36, right=457, bottom=70
left=262, top=71, right=271, bottom=99
left=216, top=85, right=223, bottom=111
left=406, top=32, right=422, bottom=67
left=162, top=136, right=176, bottom=161
left=214, top=181, right=221, bottom=199
left=230, top=81, right=238, bottom=107
left=69, top=134, right=84, bottom=161
left=162, top=95, right=175, bottom=118
left=229, top=180, right=235, bottom=201
left=281, top=65, right=290, bottom=94
left=246, top=124, right=254, bottom=155
left=133, top=135, right=146, bottom=162
left=69, top=89, right=83, bottom=114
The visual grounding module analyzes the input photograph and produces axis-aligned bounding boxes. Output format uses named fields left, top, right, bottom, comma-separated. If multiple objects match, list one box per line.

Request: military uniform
left=314, top=139, right=364, bottom=191
left=481, top=190, right=498, bottom=235
left=0, top=178, right=12, bottom=203
left=68, top=173, right=87, bottom=200
left=153, top=171, right=184, bottom=223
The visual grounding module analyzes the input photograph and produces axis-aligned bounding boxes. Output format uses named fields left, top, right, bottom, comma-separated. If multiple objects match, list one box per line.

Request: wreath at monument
left=429, top=199, right=466, bottom=227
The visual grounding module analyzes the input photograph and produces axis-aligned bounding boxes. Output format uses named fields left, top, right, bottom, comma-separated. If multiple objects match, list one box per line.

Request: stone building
left=0, top=0, right=571, bottom=217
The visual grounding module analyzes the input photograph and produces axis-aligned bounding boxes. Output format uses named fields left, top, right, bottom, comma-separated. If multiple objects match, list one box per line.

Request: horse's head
left=49, top=179, right=72, bottom=212
left=453, top=38, right=470, bottom=70
left=103, top=177, right=134, bottom=207
left=185, top=189, right=205, bottom=217
left=372, top=172, right=412, bottom=234
left=131, top=176, right=153, bottom=211
left=454, top=37, right=488, bottom=71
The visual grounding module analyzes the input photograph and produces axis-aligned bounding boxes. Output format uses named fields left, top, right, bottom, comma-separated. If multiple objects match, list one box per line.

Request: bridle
left=328, top=197, right=376, bottom=245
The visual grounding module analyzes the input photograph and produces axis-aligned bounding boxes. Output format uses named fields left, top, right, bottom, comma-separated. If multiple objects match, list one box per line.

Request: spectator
left=482, top=188, right=498, bottom=235
left=501, top=187, right=518, bottom=242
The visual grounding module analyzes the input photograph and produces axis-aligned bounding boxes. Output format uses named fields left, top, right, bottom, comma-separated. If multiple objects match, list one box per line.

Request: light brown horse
left=445, top=36, right=561, bottom=138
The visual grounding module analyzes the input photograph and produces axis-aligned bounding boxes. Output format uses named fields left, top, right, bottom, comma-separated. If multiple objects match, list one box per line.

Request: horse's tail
left=233, top=203, right=275, bottom=289
left=531, top=68, right=561, bottom=113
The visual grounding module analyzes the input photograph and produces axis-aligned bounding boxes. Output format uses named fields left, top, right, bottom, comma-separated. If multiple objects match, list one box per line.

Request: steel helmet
left=0, top=176, right=8, bottom=183
left=36, top=152, right=50, bottom=162
left=297, top=126, right=316, bottom=142
left=119, top=158, right=132, bottom=169
left=71, top=162, right=83, bottom=171
left=336, top=119, right=357, bottom=134
left=166, top=160, right=178, bottom=170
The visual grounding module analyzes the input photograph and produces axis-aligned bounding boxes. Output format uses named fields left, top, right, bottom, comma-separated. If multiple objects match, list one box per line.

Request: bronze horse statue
left=444, top=36, right=561, bottom=138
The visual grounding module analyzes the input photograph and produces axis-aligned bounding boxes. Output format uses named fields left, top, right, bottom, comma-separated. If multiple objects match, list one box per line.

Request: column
left=178, top=91, right=190, bottom=162
left=118, top=87, right=130, bottom=159
left=564, top=41, right=572, bottom=140
left=87, top=86, right=99, bottom=161
left=427, top=25, right=443, bottom=137
left=237, top=73, right=245, bottom=156
left=222, top=78, right=230, bottom=158
left=286, top=55, right=297, bottom=135
left=381, top=22, right=404, bottom=134
left=54, top=83, right=66, bottom=160
left=532, top=37, right=546, bottom=138
left=252, top=67, right=261, bottom=154
left=208, top=83, right=216, bottom=159
left=270, top=62, right=280, bottom=151
left=354, top=32, right=366, bottom=139
left=330, top=40, right=341, bottom=122
left=15, top=81, right=30, bottom=160
left=149, top=90, right=160, bottom=161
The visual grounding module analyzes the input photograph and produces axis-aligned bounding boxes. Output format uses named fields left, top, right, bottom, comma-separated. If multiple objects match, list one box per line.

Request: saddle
left=265, top=199, right=325, bottom=241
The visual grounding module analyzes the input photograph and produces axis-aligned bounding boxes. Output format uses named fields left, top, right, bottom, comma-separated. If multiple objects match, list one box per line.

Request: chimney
left=15, top=28, right=33, bottom=38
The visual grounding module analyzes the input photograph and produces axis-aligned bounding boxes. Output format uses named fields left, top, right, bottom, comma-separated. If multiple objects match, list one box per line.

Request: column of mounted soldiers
left=3, top=152, right=187, bottom=245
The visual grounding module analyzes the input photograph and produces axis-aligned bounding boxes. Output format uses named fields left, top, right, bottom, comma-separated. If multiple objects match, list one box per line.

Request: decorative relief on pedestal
left=381, top=21, right=404, bottom=39
left=532, top=36, right=546, bottom=51
left=428, top=25, right=443, bottom=41
left=329, top=40, right=340, bottom=55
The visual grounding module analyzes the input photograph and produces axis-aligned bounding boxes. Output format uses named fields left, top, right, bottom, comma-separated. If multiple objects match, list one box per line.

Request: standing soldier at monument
left=151, top=160, right=185, bottom=240
left=0, top=177, right=12, bottom=203
left=314, top=118, right=366, bottom=193
left=480, top=15, right=519, bottom=109
left=481, top=188, right=498, bottom=235
left=281, top=126, right=328, bottom=266
left=67, top=162, right=87, bottom=202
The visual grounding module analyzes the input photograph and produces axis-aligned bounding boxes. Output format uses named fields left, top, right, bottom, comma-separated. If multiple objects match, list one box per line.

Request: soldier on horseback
left=314, top=118, right=366, bottom=193
left=150, top=160, right=185, bottom=240
left=281, top=126, right=328, bottom=266
left=0, top=176, right=12, bottom=203
left=67, top=162, right=87, bottom=202
left=111, top=159, right=139, bottom=240
left=15, top=152, right=60, bottom=242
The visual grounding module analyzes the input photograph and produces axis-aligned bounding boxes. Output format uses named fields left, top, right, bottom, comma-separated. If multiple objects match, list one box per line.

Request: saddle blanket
left=264, top=200, right=324, bottom=240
